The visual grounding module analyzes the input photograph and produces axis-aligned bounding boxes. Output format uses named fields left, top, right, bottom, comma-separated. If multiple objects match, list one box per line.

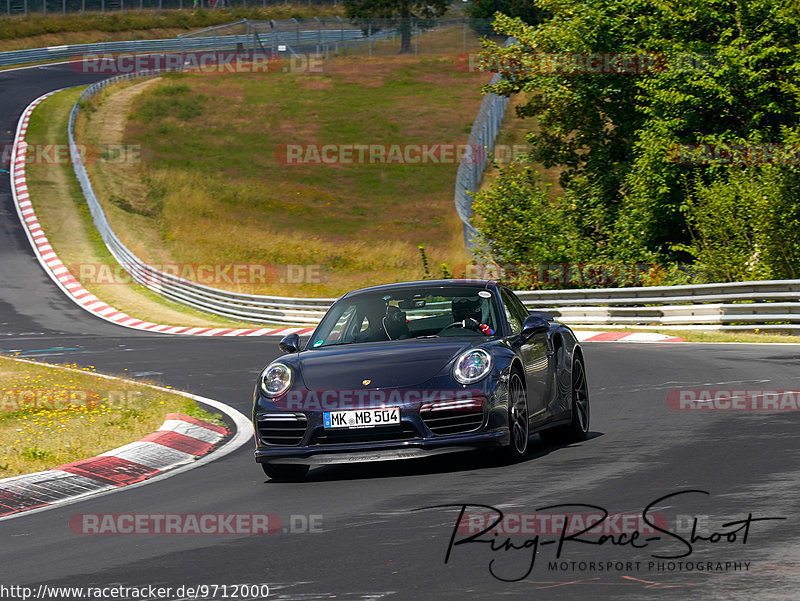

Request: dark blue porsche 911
left=252, top=280, right=589, bottom=480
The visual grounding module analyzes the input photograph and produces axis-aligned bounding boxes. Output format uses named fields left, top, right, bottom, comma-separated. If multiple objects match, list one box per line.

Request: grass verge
left=0, top=6, right=344, bottom=50
left=0, top=354, right=223, bottom=478
left=23, top=86, right=281, bottom=328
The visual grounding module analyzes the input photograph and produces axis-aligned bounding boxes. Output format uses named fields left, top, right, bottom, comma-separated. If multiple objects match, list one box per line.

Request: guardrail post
left=41, top=0, right=44, bottom=17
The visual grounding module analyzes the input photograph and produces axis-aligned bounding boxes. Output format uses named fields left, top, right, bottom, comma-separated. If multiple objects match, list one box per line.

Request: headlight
left=453, top=349, right=492, bottom=385
left=260, top=363, right=293, bottom=397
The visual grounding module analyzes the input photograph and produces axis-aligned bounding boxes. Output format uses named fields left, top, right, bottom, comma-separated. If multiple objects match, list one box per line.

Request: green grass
left=0, top=355, right=223, bottom=478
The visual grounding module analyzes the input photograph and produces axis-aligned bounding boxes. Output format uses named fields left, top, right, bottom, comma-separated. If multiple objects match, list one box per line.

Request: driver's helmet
left=452, top=296, right=482, bottom=323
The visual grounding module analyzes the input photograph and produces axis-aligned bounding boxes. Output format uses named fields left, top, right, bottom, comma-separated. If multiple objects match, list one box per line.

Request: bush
left=678, top=167, right=800, bottom=282
left=471, top=161, right=594, bottom=288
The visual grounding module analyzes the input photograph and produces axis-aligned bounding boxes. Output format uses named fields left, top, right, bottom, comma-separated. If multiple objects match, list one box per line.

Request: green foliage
left=679, top=167, right=800, bottom=281
left=475, top=1, right=800, bottom=282
left=21, top=446, right=54, bottom=461
left=418, top=245, right=431, bottom=279
left=464, top=0, right=543, bottom=26
left=471, top=163, right=593, bottom=287
left=344, top=0, right=449, bottom=52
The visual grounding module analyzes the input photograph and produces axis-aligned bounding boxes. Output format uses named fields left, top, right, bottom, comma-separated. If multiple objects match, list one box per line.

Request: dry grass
left=478, top=91, right=565, bottom=198
left=0, top=6, right=346, bottom=49
left=24, top=87, right=267, bottom=327
left=75, top=27, right=493, bottom=296
left=0, top=355, right=222, bottom=478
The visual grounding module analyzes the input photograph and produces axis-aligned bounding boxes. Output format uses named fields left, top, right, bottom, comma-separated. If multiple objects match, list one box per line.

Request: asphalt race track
left=1, top=64, right=800, bottom=601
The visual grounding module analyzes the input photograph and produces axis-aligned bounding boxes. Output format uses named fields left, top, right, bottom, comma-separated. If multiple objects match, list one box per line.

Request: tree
left=475, top=1, right=800, bottom=272
left=344, top=0, right=450, bottom=53
left=678, top=167, right=800, bottom=282
left=464, top=0, right=544, bottom=27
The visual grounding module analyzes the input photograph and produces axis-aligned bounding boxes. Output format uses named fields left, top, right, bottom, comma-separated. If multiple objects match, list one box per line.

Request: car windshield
left=308, top=285, right=500, bottom=348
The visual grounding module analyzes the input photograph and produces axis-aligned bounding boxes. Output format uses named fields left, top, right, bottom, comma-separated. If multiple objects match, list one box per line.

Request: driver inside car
left=451, top=296, right=494, bottom=336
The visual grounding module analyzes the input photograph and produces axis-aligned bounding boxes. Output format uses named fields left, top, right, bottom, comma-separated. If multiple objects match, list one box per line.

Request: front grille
left=257, top=413, right=308, bottom=445
left=311, top=423, right=420, bottom=446
left=421, top=408, right=485, bottom=436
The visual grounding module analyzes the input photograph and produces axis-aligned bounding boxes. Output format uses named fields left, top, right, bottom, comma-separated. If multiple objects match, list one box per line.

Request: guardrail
left=454, top=38, right=513, bottom=247
left=516, top=280, right=800, bottom=330
left=0, top=29, right=366, bottom=67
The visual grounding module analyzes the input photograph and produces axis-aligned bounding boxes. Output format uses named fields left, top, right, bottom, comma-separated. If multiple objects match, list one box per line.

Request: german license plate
left=323, top=407, right=400, bottom=429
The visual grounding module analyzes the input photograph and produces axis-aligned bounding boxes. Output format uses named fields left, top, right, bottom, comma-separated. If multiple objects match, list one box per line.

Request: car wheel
left=540, top=354, right=590, bottom=445
left=501, top=371, right=529, bottom=462
left=261, top=463, right=309, bottom=481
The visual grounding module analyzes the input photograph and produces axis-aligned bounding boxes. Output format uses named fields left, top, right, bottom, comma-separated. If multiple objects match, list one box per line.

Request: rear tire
left=261, top=463, right=309, bottom=481
left=539, top=354, right=590, bottom=445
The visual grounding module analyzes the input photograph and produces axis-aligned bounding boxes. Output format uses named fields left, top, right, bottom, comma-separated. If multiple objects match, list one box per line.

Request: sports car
left=252, top=279, right=589, bottom=480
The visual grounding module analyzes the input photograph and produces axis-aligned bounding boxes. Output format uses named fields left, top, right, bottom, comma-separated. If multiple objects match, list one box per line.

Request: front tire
left=539, top=354, right=590, bottom=445
left=261, top=463, right=309, bottom=481
left=500, top=371, right=529, bottom=462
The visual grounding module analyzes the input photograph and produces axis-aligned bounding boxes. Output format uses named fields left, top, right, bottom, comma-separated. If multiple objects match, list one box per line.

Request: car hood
left=297, top=340, right=477, bottom=390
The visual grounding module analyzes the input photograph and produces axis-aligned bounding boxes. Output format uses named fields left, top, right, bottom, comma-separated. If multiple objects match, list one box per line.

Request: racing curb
left=575, top=331, right=684, bottom=343
left=10, top=91, right=314, bottom=338
left=0, top=413, right=228, bottom=519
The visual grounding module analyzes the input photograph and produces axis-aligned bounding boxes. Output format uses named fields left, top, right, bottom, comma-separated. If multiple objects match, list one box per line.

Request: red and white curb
left=9, top=91, right=314, bottom=338
left=0, top=413, right=228, bottom=518
left=575, top=331, right=684, bottom=343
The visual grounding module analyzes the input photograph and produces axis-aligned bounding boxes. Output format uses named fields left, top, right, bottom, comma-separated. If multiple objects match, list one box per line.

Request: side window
left=327, top=304, right=357, bottom=342
left=500, top=288, right=523, bottom=333
left=506, top=288, right=531, bottom=326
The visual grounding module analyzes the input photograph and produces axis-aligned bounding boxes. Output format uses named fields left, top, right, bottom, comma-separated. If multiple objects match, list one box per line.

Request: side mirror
left=520, top=315, right=550, bottom=341
left=279, top=333, right=301, bottom=354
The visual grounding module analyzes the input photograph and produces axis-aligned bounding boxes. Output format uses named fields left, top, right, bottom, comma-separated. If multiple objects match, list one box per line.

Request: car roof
left=339, top=279, right=499, bottom=300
